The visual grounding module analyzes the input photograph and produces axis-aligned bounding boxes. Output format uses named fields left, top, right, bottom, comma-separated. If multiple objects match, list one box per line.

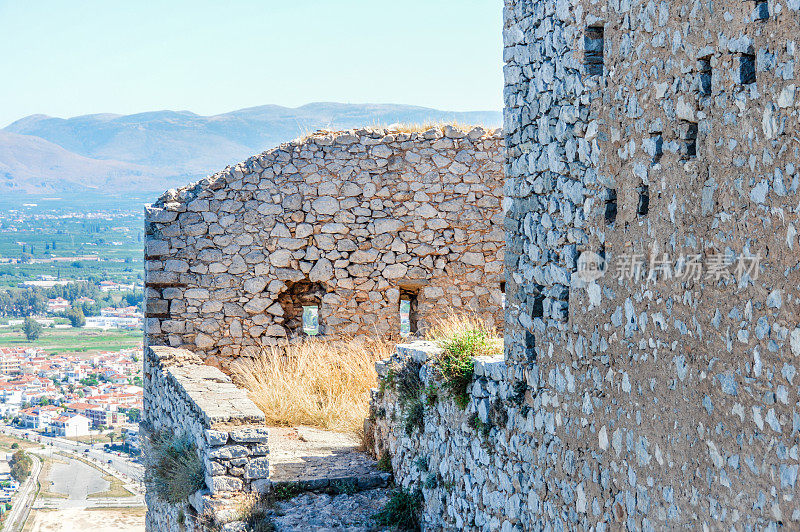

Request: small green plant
left=373, top=488, right=422, bottom=530
left=424, top=383, right=439, bottom=406
left=377, top=450, right=393, bottom=473
left=468, top=413, right=491, bottom=438
left=329, top=479, right=359, bottom=495
left=404, top=399, right=425, bottom=436
left=271, top=482, right=304, bottom=501
left=396, top=362, right=423, bottom=407
left=143, top=429, right=206, bottom=504
left=429, top=318, right=500, bottom=409
left=423, top=473, right=438, bottom=490
left=414, top=456, right=428, bottom=472
left=380, top=368, right=397, bottom=394
left=511, top=380, right=527, bottom=405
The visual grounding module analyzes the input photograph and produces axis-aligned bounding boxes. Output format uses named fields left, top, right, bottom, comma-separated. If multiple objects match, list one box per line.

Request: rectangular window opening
left=584, top=26, right=605, bottom=77
left=680, top=121, right=698, bottom=160
left=278, top=280, right=326, bottom=338
left=399, top=288, right=419, bottom=337
left=755, top=0, right=769, bottom=20
left=500, top=281, right=506, bottom=309
left=637, top=185, right=650, bottom=216
left=302, top=305, right=319, bottom=336
left=739, top=53, right=756, bottom=85
left=531, top=293, right=545, bottom=319
left=699, top=57, right=712, bottom=96
left=604, top=188, right=618, bottom=226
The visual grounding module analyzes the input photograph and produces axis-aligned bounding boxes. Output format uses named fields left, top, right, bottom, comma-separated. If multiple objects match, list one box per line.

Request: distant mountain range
left=1, top=103, right=502, bottom=195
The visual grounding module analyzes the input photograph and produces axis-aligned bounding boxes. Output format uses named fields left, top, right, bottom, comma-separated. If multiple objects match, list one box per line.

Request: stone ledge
left=147, top=346, right=265, bottom=428
left=473, top=355, right=506, bottom=381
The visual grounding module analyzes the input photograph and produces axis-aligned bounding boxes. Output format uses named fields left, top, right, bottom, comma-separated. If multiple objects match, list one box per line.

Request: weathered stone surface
left=144, top=127, right=505, bottom=364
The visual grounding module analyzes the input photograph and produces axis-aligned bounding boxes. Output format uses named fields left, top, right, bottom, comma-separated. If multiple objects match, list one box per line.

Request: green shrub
left=424, top=383, right=439, bottom=407
left=396, top=362, right=423, bottom=408
left=374, top=488, right=422, bottom=530
left=423, top=473, right=438, bottom=490
left=143, top=430, right=206, bottom=504
left=467, top=413, right=491, bottom=438
left=376, top=450, right=392, bottom=473
left=428, top=318, right=500, bottom=409
left=9, top=450, right=32, bottom=482
left=329, top=479, right=358, bottom=495
left=271, top=482, right=303, bottom=501
left=404, top=399, right=425, bottom=436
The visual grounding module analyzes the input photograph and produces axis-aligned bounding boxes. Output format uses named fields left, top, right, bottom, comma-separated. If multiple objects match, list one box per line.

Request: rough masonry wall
left=144, top=126, right=505, bottom=368
left=503, top=0, right=800, bottom=529
left=372, top=0, right=799, bottom=530
left=368, top=343, right=528, bottom=530
left=143, top=346, right=270, bottom=531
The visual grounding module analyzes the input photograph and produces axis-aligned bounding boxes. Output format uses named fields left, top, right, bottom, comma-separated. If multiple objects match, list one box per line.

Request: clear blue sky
left=0, top=0, right=503, bottom=127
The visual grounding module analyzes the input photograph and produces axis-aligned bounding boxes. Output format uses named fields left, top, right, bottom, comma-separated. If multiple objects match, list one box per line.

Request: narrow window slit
left=499, top=281, right=506, bottom=309
left=680, top=121, right=698, bottom=159
left=637, top=186, right=650, bottom=216
left=531, top=293, right=545, bottom=319
left=755, top=0, right=769, bottom=20
left=584, top=26, right=605, bottom=77
left=277, top=279, right=326, bottom=337
left=302, top=305, right=319, bottom=336
left=604, top=188, right=617, bottom=225
left=399, top=288, right=419, bottom=336
left=739, top=53, right=756, bottom=85
left=699, top=57, right=712, bottom=96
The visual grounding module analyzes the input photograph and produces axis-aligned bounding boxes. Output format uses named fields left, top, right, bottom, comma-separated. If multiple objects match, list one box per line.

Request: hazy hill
left=3, top=103, right=501, bottom=194
left=0, top=130, right=170, bottom=194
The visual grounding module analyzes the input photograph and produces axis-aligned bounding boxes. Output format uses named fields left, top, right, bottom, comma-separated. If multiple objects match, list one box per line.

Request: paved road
left=3, top=453, right=41, bottom=532
left=0, top=425, right=143, bottom=483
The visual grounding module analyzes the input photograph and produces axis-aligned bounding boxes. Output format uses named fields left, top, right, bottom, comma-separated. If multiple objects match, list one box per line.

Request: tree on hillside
left=22, top=317, right=42, bottom=342
left=66, top=307, right=86, bottom=328
left=9, top=450, right=32, bottom=482
left=127, top=408, right=141, bottom=423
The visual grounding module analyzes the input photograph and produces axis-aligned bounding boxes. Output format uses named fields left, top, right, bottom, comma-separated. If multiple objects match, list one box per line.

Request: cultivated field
left=0, top=327, right=141, bottom=356
left=0, top=192, right=150, bottom=288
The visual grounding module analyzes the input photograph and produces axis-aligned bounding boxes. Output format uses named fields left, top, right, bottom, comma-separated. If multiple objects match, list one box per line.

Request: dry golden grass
left=232, top=338, right=394, bottom=433
left=384, top=121, right=485, bottom=134
left=295, top=121, right=488, bottom=142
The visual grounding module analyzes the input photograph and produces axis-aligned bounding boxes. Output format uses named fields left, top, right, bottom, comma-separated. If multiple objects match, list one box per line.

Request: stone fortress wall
left=143, top=346, right=270, bottom=532
left=144, top=126, right=505, bottom=369
left=144, top=0, right=800, bottom=529
left=367, top=0, right=800, bottom=530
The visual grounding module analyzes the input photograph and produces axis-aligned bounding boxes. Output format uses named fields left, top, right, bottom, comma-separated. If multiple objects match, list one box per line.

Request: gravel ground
left=268, top=488, right=392, bottom=531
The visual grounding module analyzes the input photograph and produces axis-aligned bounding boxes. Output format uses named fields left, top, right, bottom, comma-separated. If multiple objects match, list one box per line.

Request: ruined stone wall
left=371, top=0, right=799, bottom=530
left=143, top=346, right=270, bottom=531
left=503, top=0, right=800, bottom=528
left=368, top=342, right=525, bottom=530
left=144, top=126, right=505, bottom=369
